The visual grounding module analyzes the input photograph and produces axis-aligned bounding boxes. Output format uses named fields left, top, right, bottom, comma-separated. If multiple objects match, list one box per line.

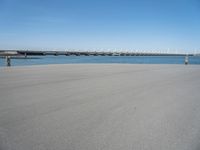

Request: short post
left=5, top=56, right=11, bottom=66
left=184, top=55, right=189, bottom=65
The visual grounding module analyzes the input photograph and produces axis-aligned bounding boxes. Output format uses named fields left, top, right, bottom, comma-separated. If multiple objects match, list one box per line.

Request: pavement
left=0, top=64, right=200, bottom=150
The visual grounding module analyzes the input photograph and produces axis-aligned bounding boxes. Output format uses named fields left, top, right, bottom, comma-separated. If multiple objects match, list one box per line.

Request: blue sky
left=0, top=0, right=200, bottom=52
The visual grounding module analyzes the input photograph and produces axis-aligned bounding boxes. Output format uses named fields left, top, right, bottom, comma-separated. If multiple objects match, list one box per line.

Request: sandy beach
left=0, top=64, right=200, bottom=150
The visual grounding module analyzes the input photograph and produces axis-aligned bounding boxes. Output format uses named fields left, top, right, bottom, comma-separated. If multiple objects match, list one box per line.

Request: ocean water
left=0, top=56, right=200, bottom=67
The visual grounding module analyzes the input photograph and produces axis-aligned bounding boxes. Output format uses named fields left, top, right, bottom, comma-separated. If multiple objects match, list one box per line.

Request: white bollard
left=6, top=56, right=11, bottom=66
left=184, top=56, right=189, bottom=65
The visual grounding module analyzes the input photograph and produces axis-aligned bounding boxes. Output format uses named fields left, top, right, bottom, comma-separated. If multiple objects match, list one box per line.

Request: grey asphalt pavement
left=0, top=64, right=200, bottom=150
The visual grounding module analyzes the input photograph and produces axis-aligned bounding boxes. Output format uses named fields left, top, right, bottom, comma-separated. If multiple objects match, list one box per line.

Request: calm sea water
left=0, top=56, right=200, bottom=67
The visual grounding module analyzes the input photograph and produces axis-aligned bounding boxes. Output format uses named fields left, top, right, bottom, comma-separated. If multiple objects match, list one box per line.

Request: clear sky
left=0, top=0, right=200, bottom=52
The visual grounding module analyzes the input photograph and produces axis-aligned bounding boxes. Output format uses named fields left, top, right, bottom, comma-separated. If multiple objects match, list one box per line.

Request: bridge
left=0, top=50, right=195, bottom=57
left=1, top=50, right=197, bottom=66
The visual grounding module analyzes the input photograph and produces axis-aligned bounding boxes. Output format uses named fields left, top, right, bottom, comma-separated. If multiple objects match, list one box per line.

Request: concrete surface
left=0, top=64, right=200, bottom=150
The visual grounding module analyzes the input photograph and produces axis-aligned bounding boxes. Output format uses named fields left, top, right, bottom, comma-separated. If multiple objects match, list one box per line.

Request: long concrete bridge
left=0, top=50, right=196, bottom=57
